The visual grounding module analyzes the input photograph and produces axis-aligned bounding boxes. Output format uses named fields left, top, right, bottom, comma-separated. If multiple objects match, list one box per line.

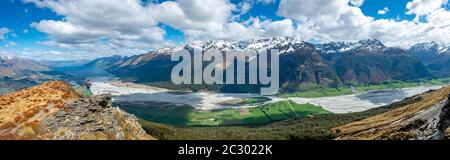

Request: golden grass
left=334, top=86, right=450, bottom=140
left=0, top=81, right=80, bottom=133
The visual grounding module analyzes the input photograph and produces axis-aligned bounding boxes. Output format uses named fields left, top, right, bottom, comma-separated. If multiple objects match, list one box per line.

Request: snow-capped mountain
left=88, top=37, right=433, bottom=93
left=408, top=42, right=449, bottom=54
left=0, top=54, right=15, bottom=61
left=314, top=39, right=387, bottom=54
left=0, top=54, right=63, bottom=81
left=153, top=37, right=308, bottom=55
left=408, top=42, right=450, bottom=77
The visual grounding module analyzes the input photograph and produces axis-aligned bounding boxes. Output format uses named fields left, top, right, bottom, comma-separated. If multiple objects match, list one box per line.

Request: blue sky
left=0, top=0, right=449, bottom=60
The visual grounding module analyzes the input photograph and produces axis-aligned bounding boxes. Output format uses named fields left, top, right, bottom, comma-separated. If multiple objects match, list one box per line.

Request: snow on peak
left=409, top=41, right=449, bottom=54
left=152, top=37, right=308, bottom=55
left=315, top=39, right=386, bottom=54
left=0, top=54, right=15, bottom=60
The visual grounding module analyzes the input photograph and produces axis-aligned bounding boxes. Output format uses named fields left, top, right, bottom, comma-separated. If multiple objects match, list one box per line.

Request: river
left=91, top=81, right=445, bottom=113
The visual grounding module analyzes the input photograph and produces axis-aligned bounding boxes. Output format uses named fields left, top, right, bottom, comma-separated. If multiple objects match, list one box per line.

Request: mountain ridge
left=334, top=86, right=450, bottom=140
left=87, top=37, right=438, bottom=92
left=0, top=81, right=153, bottom=140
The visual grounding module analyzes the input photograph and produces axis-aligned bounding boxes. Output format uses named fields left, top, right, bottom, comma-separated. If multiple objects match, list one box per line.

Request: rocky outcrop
left=39, top=94, right=153, bottom=140
left=0, top=81, right=154, bottom=140
left=437, top=94, right=450, bottom=139
left=334, top=86, right=450, bottom=140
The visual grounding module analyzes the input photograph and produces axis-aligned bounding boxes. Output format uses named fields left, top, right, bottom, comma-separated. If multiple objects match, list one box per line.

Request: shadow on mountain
left=355, top=89, right=407, bottom=105
left=112, top=92, right=206, bottom=125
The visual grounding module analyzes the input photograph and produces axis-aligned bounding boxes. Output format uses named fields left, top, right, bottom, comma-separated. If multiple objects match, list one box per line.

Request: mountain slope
left=0, top=55, right=74, bottom=94
left=98, top=37, right=432, bottom=92
left=0, top=81, right=153, bottom=140
left=409, top=42, right=450, bottom=77
left=0, top=56, right=51, bottom=80
left=334, top=86, right=450, bottom=140
left=329, top=49, right=430, bottom=84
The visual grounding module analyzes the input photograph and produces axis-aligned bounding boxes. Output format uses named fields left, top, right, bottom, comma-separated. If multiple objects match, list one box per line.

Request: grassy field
left=116, top=100, right=331, bottom=126
left=279, top=78, right=450, bottom=98
left=139, top=95, right=423, bottom=140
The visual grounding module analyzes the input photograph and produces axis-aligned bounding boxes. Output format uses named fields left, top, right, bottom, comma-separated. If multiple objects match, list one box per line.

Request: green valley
left=279, top=78, right=450, bottom=98
left=116, top=100, right=331, bottom=126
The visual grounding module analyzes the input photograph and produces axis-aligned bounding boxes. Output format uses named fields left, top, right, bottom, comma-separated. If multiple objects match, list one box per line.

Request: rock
left=38, top=94, right=154, bottom=140
left=95, top=94, right=112, bottom=108
left=0, top=81, right=155, bottom=140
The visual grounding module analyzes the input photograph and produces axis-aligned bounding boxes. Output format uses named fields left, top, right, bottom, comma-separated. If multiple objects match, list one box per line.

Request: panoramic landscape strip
left=0, top=0, right=450, bottom=146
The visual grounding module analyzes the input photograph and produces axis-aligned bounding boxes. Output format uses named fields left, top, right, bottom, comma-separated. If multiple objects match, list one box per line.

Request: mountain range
left=1, top=37, right=449, bottom=94
left=85, top=37, right=449, bottom=93
left=0, top=56, right=72, bottom=94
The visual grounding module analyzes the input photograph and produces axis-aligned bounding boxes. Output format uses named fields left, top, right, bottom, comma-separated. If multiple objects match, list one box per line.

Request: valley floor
left=90, top=80, right=448, bottom=127
left=138, top=95, right=424, bottom=140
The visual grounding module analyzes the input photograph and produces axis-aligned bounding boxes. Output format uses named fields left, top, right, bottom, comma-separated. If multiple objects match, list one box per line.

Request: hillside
left=0, top=77, right=37, bottom=94
left=334, top=86, right=450, bottom=140
left=136, top=85, right=450, bottom=140
left=138, top=92, right=427, bottom=140
left=0, top=55, right=51, bottom=80
left=85, top=37, right=436, bottom=93
left=0, top=56, right=74, bottom=94
left=0, top=81, right=153, bottom=140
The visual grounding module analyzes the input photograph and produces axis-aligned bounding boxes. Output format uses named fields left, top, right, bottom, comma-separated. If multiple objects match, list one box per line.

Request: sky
left=0, top=0, right=449, bottom=60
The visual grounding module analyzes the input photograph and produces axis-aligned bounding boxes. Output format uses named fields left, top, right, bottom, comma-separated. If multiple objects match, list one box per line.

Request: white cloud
left=26, top=0, right=165, bottom=42
left=4, top=41, right=18, bottom=47
left=277, top=0, right=450, bottom=47
left=237, top=2, right=252, bottom=15
left=235, top=0, right=277, bottom=15
left=17, top=0, right=450, bottom=60
left=407, top=0, right=448, bottom=17
left=22, top=0, right=298, bottom=59
left=149, top=0, right=295, bottom=41
left=378, top=7, right=389, bottom=15
left=23, top=0, right=169, bottom=58
left=255, top=18, right=296, bottom=37
left=255, top=0, right=276, bottom=5
left=278, top=0, right=373, bottom=42
left=0, top=27, right=11, bottom=40
left=148, top=0, right=234, bottom=40
left=350, top=0, right=364, bottom=7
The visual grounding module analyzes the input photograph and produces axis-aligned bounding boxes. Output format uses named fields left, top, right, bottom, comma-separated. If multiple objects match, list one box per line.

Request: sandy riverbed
left=92, top=81, right=446, bottom=113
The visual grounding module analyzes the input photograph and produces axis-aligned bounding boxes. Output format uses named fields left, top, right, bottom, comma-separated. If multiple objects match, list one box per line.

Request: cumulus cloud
left=407, top=0, right=448, bottom=17
left=22, top=0, right=173, bottom=59
left=17, top=0, right=450, bottom=60
left=20, top=0, right=301, bottom=59
left=236, top=2, right=252, bottom=15
left=0, top=27, right=11, bottom=40
left=25, top=0, right=165, bottom=43
left=350, top=0, right=364, bottom=7
left=378, top=7, right=389, bottom=15
left=148, top=0, right=233, bottom=35
left=277, top=0, right=373, bottom=42
left=278, top=0, right=450, bottom=47
left=148, top=0, right=295, bottom=41
left=255, top=0, right=276, bottom=5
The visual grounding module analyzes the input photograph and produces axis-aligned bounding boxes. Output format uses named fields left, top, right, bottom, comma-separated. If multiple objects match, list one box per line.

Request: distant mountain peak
left=154, top=36, right=308, bottom=55
left=409, top=41, right=449, bottom=54
left=0, top=54, right=15, bottom=60
left=314, top=39, right=387, bottom=54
